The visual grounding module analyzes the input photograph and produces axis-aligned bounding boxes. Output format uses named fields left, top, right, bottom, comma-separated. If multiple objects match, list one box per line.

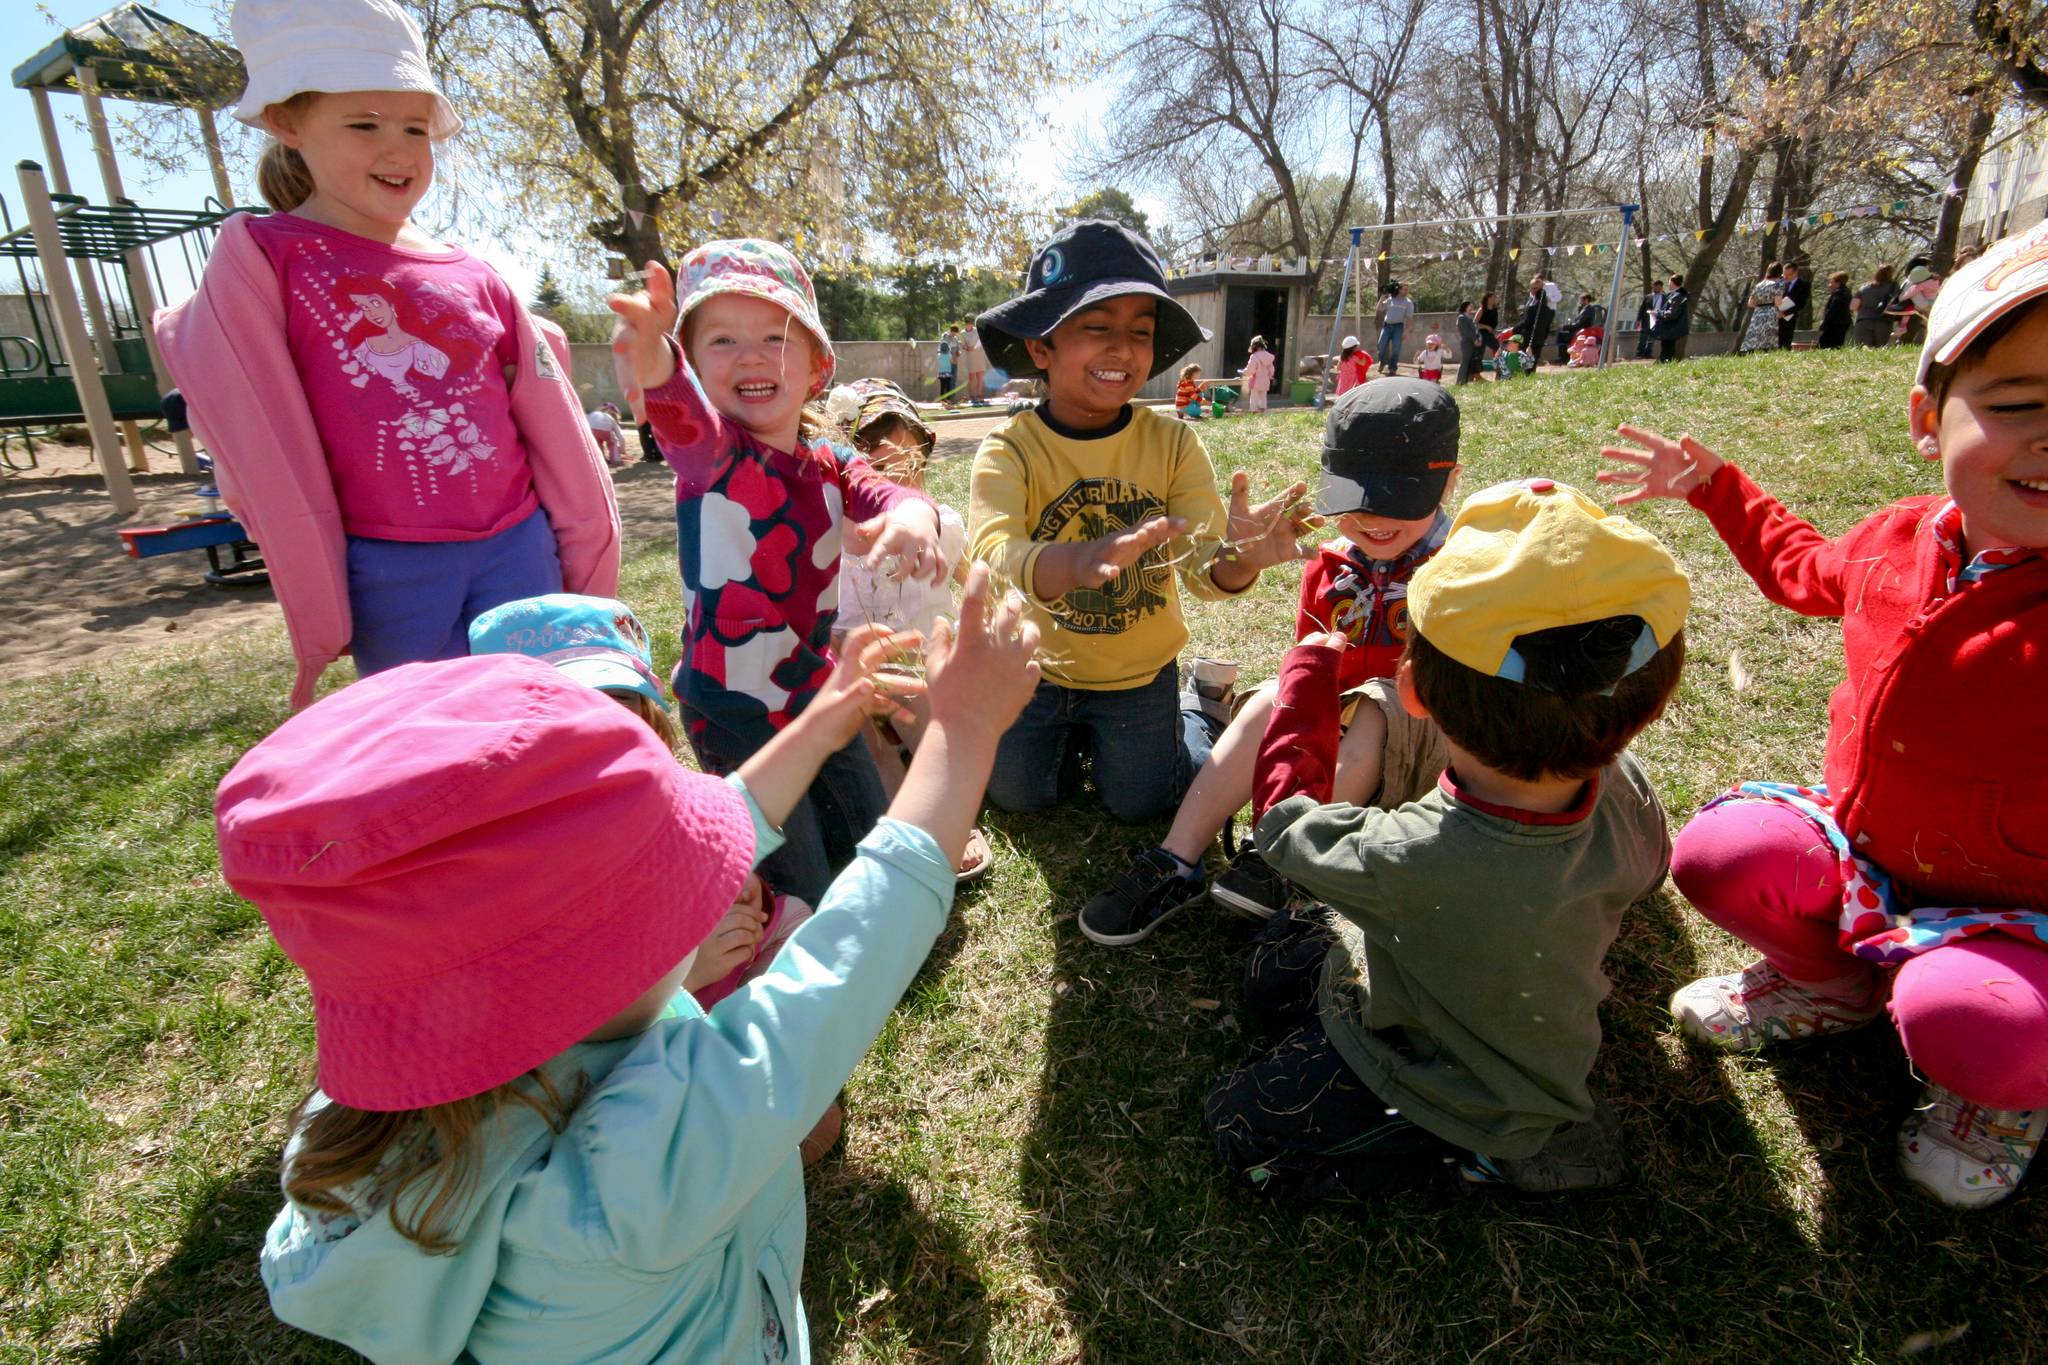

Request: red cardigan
left=1690, top=462, right=2048, bottom=907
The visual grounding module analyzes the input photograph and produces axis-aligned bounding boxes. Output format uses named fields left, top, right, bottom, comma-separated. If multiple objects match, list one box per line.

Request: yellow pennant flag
left=1508, top=247, right=1520, bottom=259
left=1695, top=229, right=1707, bottom=241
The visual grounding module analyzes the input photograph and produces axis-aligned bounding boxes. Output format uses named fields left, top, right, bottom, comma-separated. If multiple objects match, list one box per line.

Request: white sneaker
left=1898, top=1083, right=2043, bottom=1209
left=1669, top=961, right=1882, bottom=1052
left=1179, top=657, right=1239, bottom=727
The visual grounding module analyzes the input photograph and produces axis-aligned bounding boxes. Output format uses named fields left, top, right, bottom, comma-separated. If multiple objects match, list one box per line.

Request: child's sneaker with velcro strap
left=1669, top=960, right=1883, bottom=1051
left=1078, top=848, right=1206, bottom=946
left=1210, top=847, right=1292, bottom=919
left=1898, top=1082, right=2043, bottom=1209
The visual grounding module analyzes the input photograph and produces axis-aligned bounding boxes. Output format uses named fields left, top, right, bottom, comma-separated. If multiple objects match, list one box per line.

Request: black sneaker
left=1078, top=848, right=1204, bottom=946
left=1210, top=848, right=1290, bottom=919
left=1461, top=1096, right=1627, bottom=1192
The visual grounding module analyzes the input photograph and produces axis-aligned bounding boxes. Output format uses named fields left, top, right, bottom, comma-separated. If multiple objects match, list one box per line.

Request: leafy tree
left=415, top=0, right=1077, bottom=267
left=530, top=265, right=568, bottom=318
left=1970, top=0, right=2048, bottom=110
left=1061, top=187, right=1152, bottom=238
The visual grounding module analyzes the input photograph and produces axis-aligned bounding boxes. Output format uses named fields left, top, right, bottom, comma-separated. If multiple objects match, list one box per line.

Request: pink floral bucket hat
left=674, top=238, right=835, bottom=393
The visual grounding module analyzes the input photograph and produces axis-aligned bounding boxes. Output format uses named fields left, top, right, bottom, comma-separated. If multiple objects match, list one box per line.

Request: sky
left=6, top=0, right=1145, bottom=307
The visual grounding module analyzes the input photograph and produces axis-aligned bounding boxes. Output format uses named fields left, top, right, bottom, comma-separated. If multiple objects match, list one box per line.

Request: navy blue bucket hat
left=975, top=220, right=1210, bottom=379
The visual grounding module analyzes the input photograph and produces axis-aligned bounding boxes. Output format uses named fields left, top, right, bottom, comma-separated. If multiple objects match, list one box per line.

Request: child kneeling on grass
left=228, top=568, right=1039, bottom=1362
left=967, top=219, right=1316, bottom=827
left=1207, top=479, right=1688, bottom=1197
left=1600, top=220, right=2048, bottom=1208
left=1079, top=379, right=1459, bottom=944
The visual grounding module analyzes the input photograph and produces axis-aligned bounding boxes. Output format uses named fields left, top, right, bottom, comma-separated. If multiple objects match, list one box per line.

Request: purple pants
left=346, top=507, right=563, bottom=676
left=1671, top=798, right=2048, bottom=1110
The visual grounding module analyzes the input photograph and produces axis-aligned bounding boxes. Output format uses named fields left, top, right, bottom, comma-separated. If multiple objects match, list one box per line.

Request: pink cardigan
left=155, top=215, right=622, bottom=709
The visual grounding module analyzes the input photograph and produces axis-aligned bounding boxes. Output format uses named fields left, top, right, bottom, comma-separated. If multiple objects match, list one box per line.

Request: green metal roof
left=0, top=190, right=251, bottom=262
left=12, top=3, right=245, bottom=109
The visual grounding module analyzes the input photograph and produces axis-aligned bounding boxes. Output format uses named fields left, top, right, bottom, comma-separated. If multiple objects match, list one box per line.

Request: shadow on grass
left=92, top=1157, right=350, bottom=1364
left=803, top=1161, right=994, bottom=1362
left=997, top=783, right=1902, bottom=1360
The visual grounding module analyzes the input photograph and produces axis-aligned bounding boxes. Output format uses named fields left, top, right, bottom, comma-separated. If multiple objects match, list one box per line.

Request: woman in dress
left=1738, top=261, right=1787, bottom=354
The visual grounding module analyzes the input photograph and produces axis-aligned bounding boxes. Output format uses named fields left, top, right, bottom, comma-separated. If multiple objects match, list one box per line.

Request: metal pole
left=19, top=160, right=135, bottom=513
left=195, top=107, right=235, bottom=207
left=1325, top=227, right=1361, bottom=380
left=1601, top=206, right=1637, bottom=367
left=77, top=69, right=199, bottom=474
left=30, top=86, right=123, bottom=378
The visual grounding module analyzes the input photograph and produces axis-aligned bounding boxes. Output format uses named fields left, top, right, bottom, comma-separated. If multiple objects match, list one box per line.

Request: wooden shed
left=1141, top=259, right=1314, bottom=403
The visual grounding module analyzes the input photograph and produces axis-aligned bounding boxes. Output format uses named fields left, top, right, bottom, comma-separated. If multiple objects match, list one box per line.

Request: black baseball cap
left=1314, top=378, right=1460, bottom=520
left=975, top=220, right=1210, bottom=379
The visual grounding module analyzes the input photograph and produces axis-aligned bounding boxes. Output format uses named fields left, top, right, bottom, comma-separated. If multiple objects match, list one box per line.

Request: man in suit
left=1635, top=284, right=1665, bottom=358
left=1778, top=260, right=1810, bottom=349
left=1516, top=279, right=1555, bottom=370
left=1655, top=274, right=1689, bottom=362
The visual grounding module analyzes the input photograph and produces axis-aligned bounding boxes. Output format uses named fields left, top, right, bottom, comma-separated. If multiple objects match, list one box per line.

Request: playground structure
left=5, top=4, right=248, bottom=515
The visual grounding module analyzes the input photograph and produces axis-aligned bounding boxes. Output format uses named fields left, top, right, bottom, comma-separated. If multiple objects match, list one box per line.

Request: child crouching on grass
left=229, top=568, right=1039, bottom=1362
left=1600, top=220, right=2048, bottom=1207
left=967, top=220, right=1316, bottom=832
left=1207, top=480, right=1688, bottom=1197
left=1078, top=379, right=1459, bottom=944
left=610, top=239, right=947, bottom=910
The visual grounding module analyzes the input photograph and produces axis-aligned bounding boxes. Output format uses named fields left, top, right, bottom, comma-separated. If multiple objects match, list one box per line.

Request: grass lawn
left=5, top=346, right=2043, bottom=1362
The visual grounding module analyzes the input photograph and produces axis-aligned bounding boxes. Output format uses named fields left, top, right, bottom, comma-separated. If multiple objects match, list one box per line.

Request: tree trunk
left=1931, top=99, right=1998, bottom=272
left=1682, top=142, right=1764, bottom=356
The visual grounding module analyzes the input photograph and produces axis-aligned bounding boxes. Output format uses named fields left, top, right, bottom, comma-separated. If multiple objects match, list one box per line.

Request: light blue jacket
left=260, top=781, right=955, bottom=1363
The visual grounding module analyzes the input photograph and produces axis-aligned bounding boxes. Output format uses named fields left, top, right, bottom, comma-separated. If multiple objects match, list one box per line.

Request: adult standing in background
left=1455, top=301, right=1483, bottom=384
left=1851, top=264, right=1896, bottom=347
left=1738, top=262, right=1787, bottom=354
left=1778, top=261, right=1810, bottom=350
left=1376, top=283, right=1414, bottom=376
left=958, top=321, right=987, bottom=402
left=1816, top=271, right=1852, bottom=348
left=1654, top=275, right=1688, bottom=362
left=1635, top=282, right=1665, bottom=358
left=1516, top=280, right=1554, bottom=370
left=1476, top=291, right=1500, bottom=365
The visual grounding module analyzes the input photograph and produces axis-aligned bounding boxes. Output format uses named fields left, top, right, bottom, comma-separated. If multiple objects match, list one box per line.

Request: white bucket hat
left=1917, top=219, right=2048, bottom=386
left=230, top=0, right=461, bottom=138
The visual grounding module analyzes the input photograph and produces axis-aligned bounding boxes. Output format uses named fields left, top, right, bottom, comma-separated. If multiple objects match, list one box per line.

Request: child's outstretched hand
left=683, top=875, right=769, bottom=994
left=925, top=564, right=1042, bottom=731
left=1217, top=471, right=1318, bottom=578
left=847, top=503, right=949, bottom=586
left=1078, top=515, right=1187, bottom=587
left=607, top=260, right=680, bottom=399
left=1598, top=424, right=1725, bottom=505
left=808, top=622, right=925, bottom=746
left=1296, top=630, right=1347, bottom=652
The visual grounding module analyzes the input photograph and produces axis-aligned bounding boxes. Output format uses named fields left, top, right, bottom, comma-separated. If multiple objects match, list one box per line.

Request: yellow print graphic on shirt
left=1034, top=477, right=1171, bottom=634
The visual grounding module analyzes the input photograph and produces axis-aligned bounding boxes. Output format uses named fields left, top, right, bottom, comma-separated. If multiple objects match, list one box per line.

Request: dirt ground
left=0, top=415, right=1008, bottom=683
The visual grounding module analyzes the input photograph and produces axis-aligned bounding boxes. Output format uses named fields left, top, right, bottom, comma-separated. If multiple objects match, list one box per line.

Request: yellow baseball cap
left=1408, top=478, right=1690, bottom=691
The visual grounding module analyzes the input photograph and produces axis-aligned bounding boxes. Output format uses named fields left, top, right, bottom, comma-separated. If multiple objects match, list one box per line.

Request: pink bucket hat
left=216, top=655, right=754, bottom=1111
left=674, top=238, right=835, bottom=392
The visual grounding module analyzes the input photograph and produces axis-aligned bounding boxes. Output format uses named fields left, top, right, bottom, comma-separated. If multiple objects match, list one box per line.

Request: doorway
left=1221, top=286, right=1288, bottom=394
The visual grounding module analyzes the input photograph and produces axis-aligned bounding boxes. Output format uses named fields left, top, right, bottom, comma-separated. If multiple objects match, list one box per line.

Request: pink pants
left=1671, top=799, right=2048, bottom=1110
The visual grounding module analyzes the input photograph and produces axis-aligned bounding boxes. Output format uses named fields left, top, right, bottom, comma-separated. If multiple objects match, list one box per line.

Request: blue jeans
left=1376, top=323, right=1405, bottom=373
left=346, top=506, right=563, bottom=675
left=689, top=721, right=885, bottom=907
left=985, top=662, right=1222, bottom=824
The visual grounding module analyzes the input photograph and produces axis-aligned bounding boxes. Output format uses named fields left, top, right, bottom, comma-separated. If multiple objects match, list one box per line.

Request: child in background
left=233, top=569, right=1042, bottom=1361
left=155, top=0, right=620, bottom=710
left=939, top=325, right=961, bottom=407
left=1239, top=336, right=1276, bottom=412
left=1208, top=479, right=1688, bottom=1199
left=1079, top=380, right=1458, bottom=944
left=827, top=379, right=993, bottom=881
left=1335, top=336, right=1372, bottom=394
left=1414, top=332, right=1449, bottom=382
left=1567, top=328, right=1603, bottom=367
left=1177, top=362, right=1205, bottom=419
left=1495, top=333, right=1533, bottom=378
left=609, top=241, right=946, bottom=906
left=1600, top=222, right=2048, bottom=1207
left=588, top=401, right=627, bottom=466
left=968, top=219, right=1315, bottom=828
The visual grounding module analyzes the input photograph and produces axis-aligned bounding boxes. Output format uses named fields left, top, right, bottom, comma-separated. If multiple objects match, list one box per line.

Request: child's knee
left=1670, top=799, right=1840, bottom=921
left=1892, top=939, right=2048, bottom=1111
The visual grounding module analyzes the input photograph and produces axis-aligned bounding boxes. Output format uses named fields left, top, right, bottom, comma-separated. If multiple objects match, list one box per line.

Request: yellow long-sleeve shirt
left=967, top=403, right=1244, bottom=690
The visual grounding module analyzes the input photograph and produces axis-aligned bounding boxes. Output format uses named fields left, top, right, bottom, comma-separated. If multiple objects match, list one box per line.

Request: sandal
left=956, top=827, right=994, bottom=883
left=800, top=1101, right=844, bottom=1167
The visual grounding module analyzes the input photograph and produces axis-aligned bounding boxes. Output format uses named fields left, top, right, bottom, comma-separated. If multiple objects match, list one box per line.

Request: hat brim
left=678, top=277, right=836, bottom=388
left=559, top=656, right=672, bottom=712
left=977, top=281, right=1209, bottom=379
left=1917, top=275, right=2048, bottom=385
left=233, top=55, right=461, bottom=138
left=1314, top=464, right=1451, bottom=520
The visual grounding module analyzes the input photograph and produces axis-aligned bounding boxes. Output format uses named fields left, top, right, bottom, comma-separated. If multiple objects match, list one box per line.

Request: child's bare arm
left=890, top=567, right=1040, bottom=868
